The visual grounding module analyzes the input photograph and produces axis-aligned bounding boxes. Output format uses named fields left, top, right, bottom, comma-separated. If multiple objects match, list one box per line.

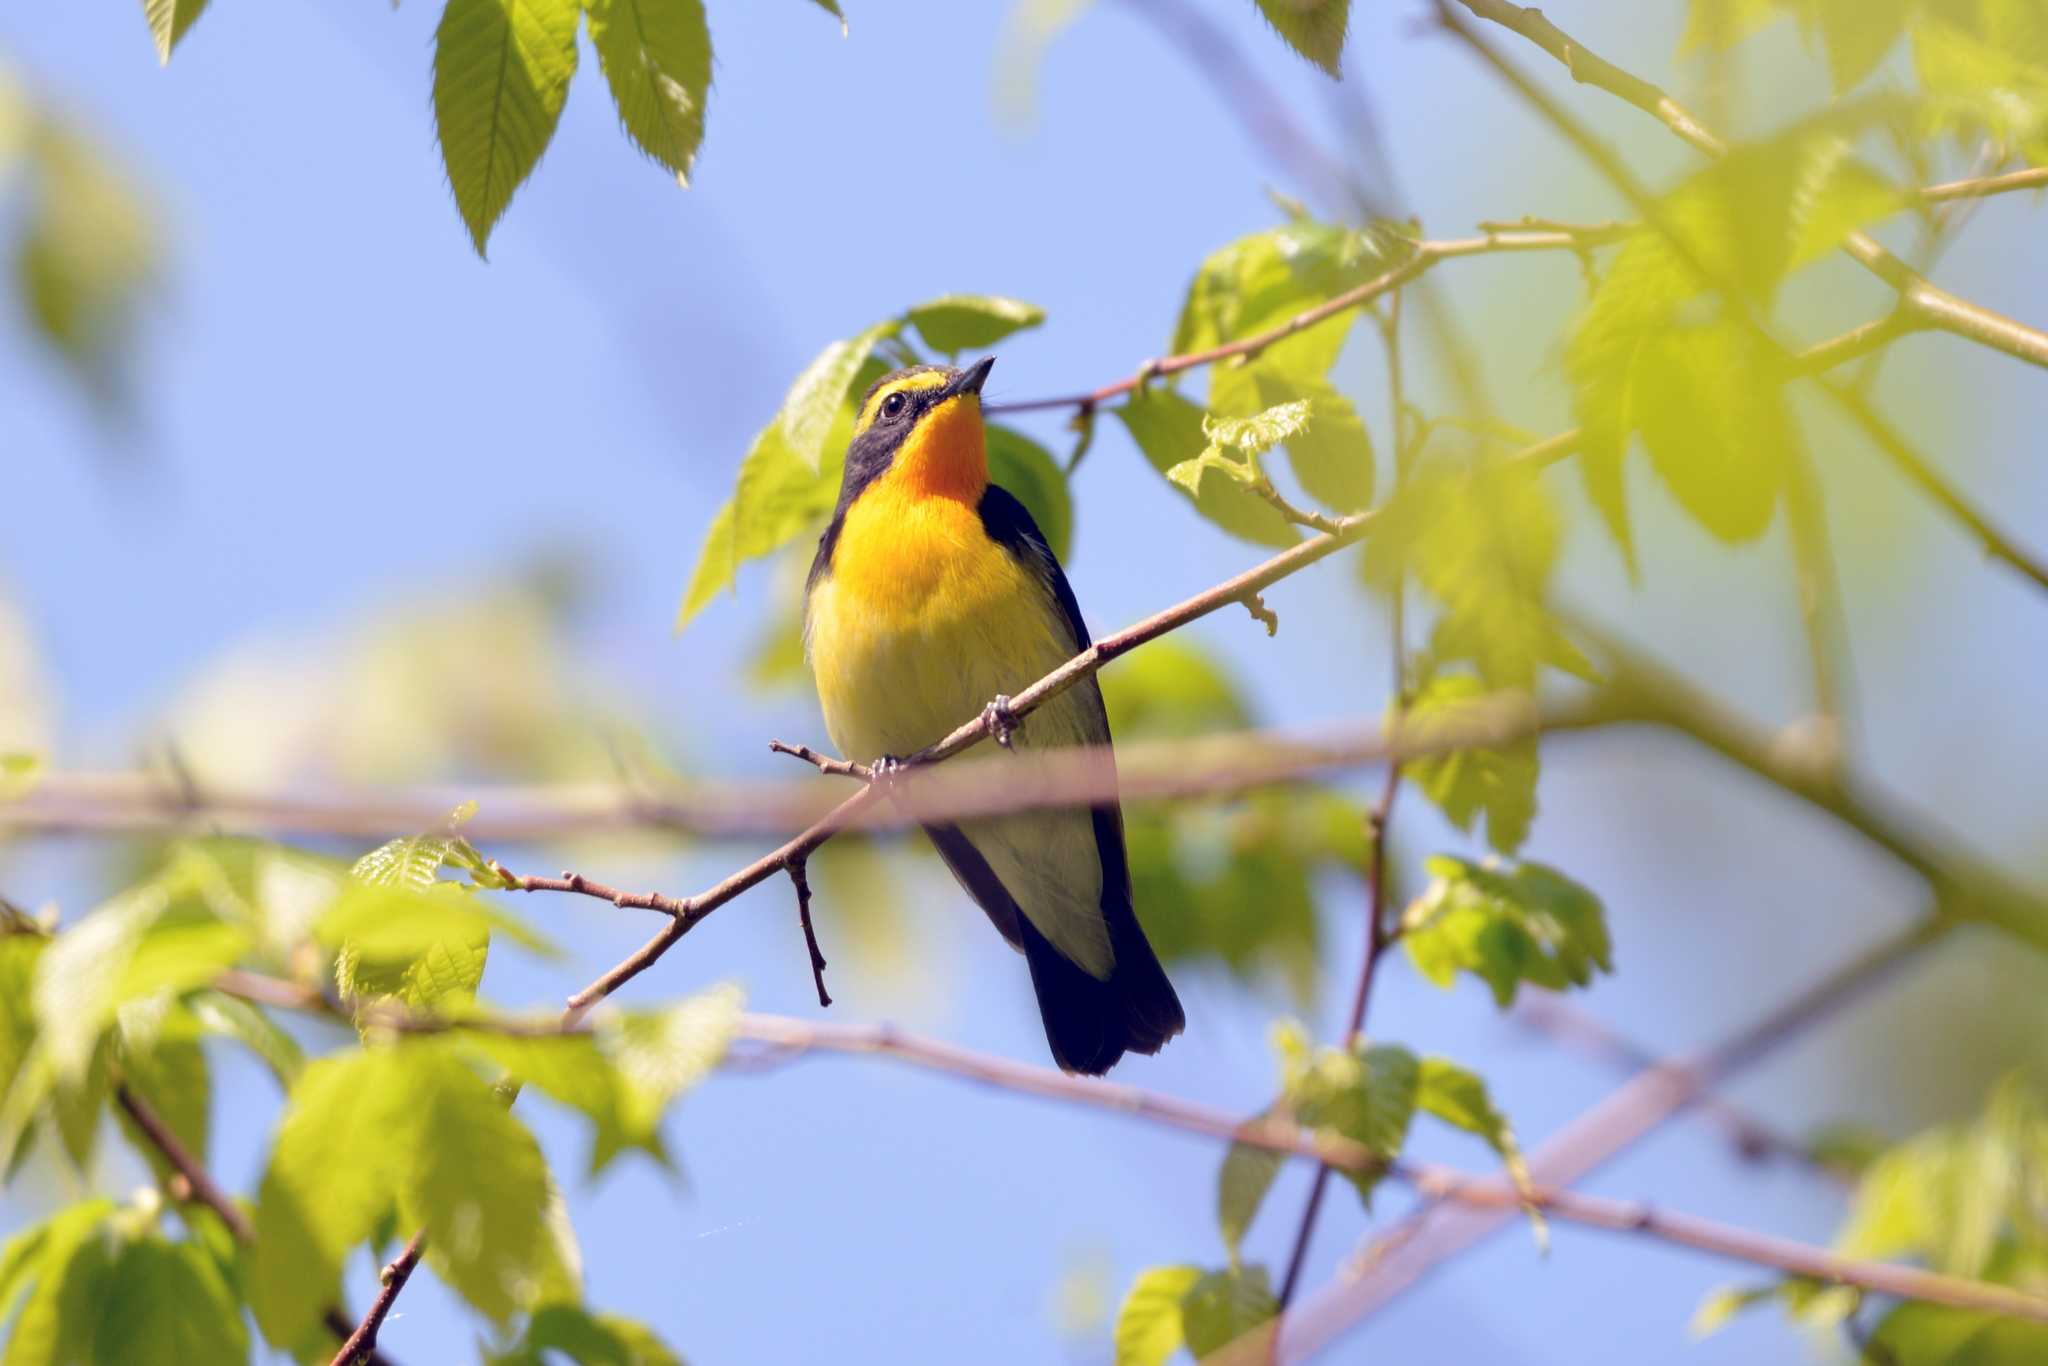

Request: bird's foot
left=982, top=694, right=1020, bottom=750
left=869, top=754, right=908, bottom=785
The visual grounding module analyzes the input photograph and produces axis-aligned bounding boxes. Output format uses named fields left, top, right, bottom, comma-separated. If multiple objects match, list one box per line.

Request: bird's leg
left=869, top=754, right=908, bottom=785
left=981, top=694, right=1020, bottom=750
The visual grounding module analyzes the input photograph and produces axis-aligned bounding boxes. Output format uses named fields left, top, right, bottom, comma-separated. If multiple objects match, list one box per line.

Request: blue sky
left=4, top=1, right=2047, bottom=1362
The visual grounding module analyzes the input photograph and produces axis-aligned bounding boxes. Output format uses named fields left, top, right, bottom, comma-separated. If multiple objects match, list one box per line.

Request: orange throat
left=888, top=395, right=988, bottom=506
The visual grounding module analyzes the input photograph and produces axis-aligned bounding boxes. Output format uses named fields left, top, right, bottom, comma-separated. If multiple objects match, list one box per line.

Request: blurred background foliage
left=0, top=0, right=2045, bottom=1363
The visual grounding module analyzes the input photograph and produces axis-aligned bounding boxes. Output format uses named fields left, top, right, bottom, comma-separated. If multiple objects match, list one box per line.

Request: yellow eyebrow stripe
left=853, top=369, right=951, bottom=436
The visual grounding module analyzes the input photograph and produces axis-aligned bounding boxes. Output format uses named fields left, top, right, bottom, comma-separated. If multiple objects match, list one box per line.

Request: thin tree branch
left=331, top=1234, right=425, bottom=1366
left=1917, top=164, right=2048, bottom=204
left=1283, top=916, right=1949, bottom=1353
left=1448, top=0, right=2048, bottom=371
left=725, top=1014, right=2048, bottom=1328
left=112, top=1085, right=399, bottom=1366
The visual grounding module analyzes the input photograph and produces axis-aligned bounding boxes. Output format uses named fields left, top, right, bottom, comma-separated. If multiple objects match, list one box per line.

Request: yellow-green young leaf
left=1173, top=219, right=1400, bottom=367
left=1115, top=388, right=1296, bottom=548
left=0, top=752, right=39, bottom=800
left=1868, top=1302, right=2048, bottom=1364
left=250, top=1048, right=422, bottom=1347
left=588, top=0, right=712, bottom=186
left=1217, top=1127, right=1283, bottom=1261
left=677, top=498, right=742, bottom=626
left=318, top=881, right=554, bottom=962
left=1113, top=1264, right=1201, bottom=1366
left=186, top=989, right=304, bottom=1087
left=488, top=1303, right=689, bottom=1366
left=1911, top=10, right=2048, bottom=165
left=14, top=126, right=161, bottom=404
left=1402, top=855, right=1613, bottom=1008
left=460, top=1029, right=653, bottom=1175
left=1678, top=0, right=1781, bottom=54
left=1363, top=462, right=1590, bottom=691
left=1401, top=674, right=1539, bottom=856
left=1250, top=371, right=1373, bottom=511
left=142, top=0, right=211, bottom=64
left=805, top=0, right=848, bottom=34
left=1166, top=447, right=1257, bottom=498
left=594, top=984, right=743, bottom=1170
left=782, top=321, right=902, bottom=471
left=0, top=936, right=45, bottom=1107
left=1205, top=400, right=1311, bottom=459
left=986, top=423, right=1073, bottom=562
left=1180, top=1263, right=1278, bottom=1361
left=352, top=823, right=470, bottom=890
left=432, top=0, right=581, bottom=256
left=398, top=1048, right=555, bottom=1323
left=0, top=1200, right=118, bottom=1364
left=94, top=1235, right=249, bottom=1365
left=1280, top=1040, right=1418, bottom=1204
left=1253, top=0, right=1349, bottom=77
left=1805, top=0, right=1909, bottom=92
left=1101, top=637, right=1253, bottom=738
left=1635, top=315, right=1798, bottom=543
left=906, top=295, right=1044, bottom=355
left=1688, top=1282, right=1781, bottom=1338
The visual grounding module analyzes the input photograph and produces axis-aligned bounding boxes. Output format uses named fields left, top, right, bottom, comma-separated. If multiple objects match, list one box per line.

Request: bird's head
left=837, top=355, right=995, bottom=509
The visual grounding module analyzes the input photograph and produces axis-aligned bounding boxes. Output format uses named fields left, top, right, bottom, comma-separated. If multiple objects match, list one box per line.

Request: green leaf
left=0, top=935, right=47, bottom=1106
left=461, top=1029, right=651, bottom=1175
left=1165, top=447, right=1257, bottom=499
left=781, top=321, right=902, bottom=472
left=1678, top=0, right=1781, bottom=54
left=1278, top=1035, right=1418, bottom=1204
left=1172, top=219, right=1399, bottom=365
left=985, top=423, right=1073, bottom=562
left=1416, top=1056, right=1540, bottom=1240
left=805, top=0, right=848, bottom=34
left=432, top=0, right=582, bottom=256
left=400, top=1047, right=555, bottom=1324
left=1363, top=463, right=1590, bottom=692
left=94, top=1234, right=249, bottom=1365
left=1688, top=1282, right=1781, bottom=1337
left=1253, top=0, right=1349, bottom=77
left=594, top=985, right=743, bottom=1171
left=1806, top=0, right=1909, bottom=92
left=905, top=295, right=1045, bottom=355
left=1402, top=856, right=1614, bottom=1008
left=676, top=499, right=743, bottom=625
left=1112, top=1264, right=1201, bottom=1366
left=250, top=1048, right=421, bottom=1348
left=1868, top=1302, right=2048, bottom=1364
left=587, top=0, right=712, bottom=186
left=1116, top=388, right=1295, bottom=547
left=0, top=1199, right=117, bottom=1365
left=1911, top=10, right=2048, bottom=166
left=142, top=0, right=211, bottom=64
left=185, top=989, right=305, bottom=1088
left=490, top=1301, right=690, bottom=1365
left=1401, top=673, right=1540, bottom=855
left=1101, top=637, right=1254, bottom=738
left=1217, top=1130, right=1283, bottom=1263
left=1179, top=1263, right=1278, bottom=1361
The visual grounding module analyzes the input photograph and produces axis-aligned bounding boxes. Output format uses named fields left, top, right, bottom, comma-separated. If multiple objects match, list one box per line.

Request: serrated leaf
left=94, top=1235, right=249, bottom=1364
left=432, top=0, right=581, bottom=256
left=142, top=0, right=211, bottom=63
left=1113, top=1264, right=1201, bottom=1366
left=249, top=1048, right=421, bottom=1348
left=1217, top=1129, right=1283, bottom=1262
left=986, top=423, right=1072, bottom=562
left=1403, top=856, right=1613, bottom=1008
left=1249, top=371, right=1373, bottom=512
left=1205, top=400, right=1311, bottom=459
left=1180, top=1263, right=1278, bottom=1361
left=588, top=0, right=712, bottom=186
left=1279, top=1039, right=1417, bottom=1205
left=906, top=294, right=1044, bottom=355
left=1808, top=0, right=1908, bottom=93
left=1165, top=447, right=1257, bottom=499
left=398, top=1047, right=554, bottom=1323
left=1400, top=674, right=1540, bottom=856
left=1116, top=388, right=1297, bottom=548
left=1172, top=219, right=1399, bottom=366
left=1416, top=1056, right=1540, bottom=1240
left=1253, top=0, right=1349, bottom=77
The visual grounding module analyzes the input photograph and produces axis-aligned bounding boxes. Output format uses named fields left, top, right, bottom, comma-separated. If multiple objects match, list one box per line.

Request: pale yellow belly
left=805, top=503, right=1114, bottom=976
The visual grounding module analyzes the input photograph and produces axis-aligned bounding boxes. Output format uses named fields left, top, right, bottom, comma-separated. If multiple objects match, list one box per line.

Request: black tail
left=1017, top=874, right=1185, bottom=1076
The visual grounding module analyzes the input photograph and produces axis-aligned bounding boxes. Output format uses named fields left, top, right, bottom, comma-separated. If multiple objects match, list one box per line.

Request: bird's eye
left=880, top=391, right=909, bottom=420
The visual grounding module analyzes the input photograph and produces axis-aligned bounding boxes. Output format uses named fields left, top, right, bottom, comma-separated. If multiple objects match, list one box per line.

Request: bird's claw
left=982, top=694, right=1020, bottom=750
left=869, top=754, right=907, bottom=783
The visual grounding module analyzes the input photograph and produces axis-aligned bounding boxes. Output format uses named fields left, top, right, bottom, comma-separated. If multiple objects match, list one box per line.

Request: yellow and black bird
left=804, top=355, right=1184, bottom=1074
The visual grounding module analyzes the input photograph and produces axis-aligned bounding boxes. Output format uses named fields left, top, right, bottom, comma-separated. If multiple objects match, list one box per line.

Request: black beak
left=951, top=355, right=996, bottom=398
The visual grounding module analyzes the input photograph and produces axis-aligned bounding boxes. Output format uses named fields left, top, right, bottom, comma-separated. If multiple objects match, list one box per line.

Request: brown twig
left=1917, top=164, right=2048, bottom=204
left=787, top=854, right=830, bottom=1008
left=113, top=1085, right=399, bottom=1366
left=330, top=1234, right=425, bottom=1366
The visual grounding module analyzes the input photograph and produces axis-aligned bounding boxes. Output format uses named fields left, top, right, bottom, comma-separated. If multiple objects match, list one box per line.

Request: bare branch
left=787, top=855, right=830, bottom=1008
left=330, top=1234, right=425, bottom=1366
left=1918, top=164, right=2048, bottom=204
